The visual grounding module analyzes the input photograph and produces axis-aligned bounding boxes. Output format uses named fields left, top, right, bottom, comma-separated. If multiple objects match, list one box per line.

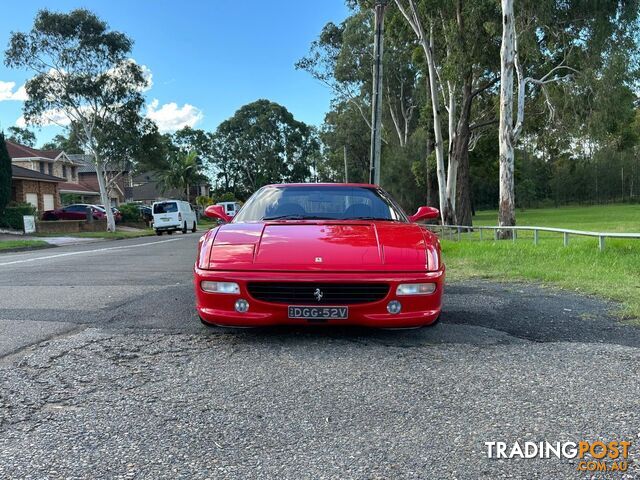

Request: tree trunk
left=453, top=74, right=474, bottom=228
left=425, top=130, right=434, bottom=206
left=95, top=157, right=116, bottom=232
left=424, top=57, right=448, bottom=223
left=443, top=80, right=458, bottom=225
left=498, top=0, right=516, bottom=239
left=393, top=0, right=450, bottom=223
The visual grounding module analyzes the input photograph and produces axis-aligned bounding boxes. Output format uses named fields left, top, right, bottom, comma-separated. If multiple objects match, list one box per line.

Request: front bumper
left=194, top=268, right=445, bottom=328
left=155, top=223, right=180, bottom=231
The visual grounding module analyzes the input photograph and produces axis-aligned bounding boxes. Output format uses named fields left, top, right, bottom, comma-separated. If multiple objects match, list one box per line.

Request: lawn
left=442, top=204, right=640, bottom=322
left=0, top=239, right=49, bottom=251
left=471, top=203, right=640, bottom=232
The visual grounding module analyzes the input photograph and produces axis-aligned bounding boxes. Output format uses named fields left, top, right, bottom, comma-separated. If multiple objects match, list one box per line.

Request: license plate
left=288, top=306, right=348, bottom=320
left=160, top=217, right=170, bottom=221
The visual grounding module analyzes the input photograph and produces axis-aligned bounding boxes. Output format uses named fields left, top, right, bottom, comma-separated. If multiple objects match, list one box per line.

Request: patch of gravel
left=1, top=328, right=638, bottom=479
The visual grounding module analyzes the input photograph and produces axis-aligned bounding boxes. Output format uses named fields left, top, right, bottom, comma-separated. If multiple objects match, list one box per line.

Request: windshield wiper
left=348, top=216, right=400, bottom=222
left=263, top=215, right=333, bottom=221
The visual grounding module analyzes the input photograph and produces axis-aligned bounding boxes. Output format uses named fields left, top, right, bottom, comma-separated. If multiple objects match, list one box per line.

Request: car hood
left=201, top=221, right=440, bottom=272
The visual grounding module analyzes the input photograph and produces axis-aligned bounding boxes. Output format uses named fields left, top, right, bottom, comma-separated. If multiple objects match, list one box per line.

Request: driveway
left=0, top=235, right=638, bottom=479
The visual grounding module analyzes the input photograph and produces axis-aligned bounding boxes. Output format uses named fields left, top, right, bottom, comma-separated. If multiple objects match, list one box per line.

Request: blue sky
left=0, top=0, right=349, bottom=146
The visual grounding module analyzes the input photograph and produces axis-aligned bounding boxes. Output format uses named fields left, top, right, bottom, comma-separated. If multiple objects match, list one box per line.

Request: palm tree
left=159, top=151, right=201, bottom=202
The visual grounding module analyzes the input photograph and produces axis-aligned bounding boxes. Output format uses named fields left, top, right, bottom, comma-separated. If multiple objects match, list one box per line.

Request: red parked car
left=42, top=204, right=106, bottom=221
left=96, top=205, right=123, bottom=223
left=195, top=183, right=444, bottom=328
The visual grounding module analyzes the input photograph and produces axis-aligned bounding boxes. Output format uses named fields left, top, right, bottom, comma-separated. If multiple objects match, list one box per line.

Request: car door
left=63, top=205, right=85, bottom=220
left=183, top=202, right=195, bottom=225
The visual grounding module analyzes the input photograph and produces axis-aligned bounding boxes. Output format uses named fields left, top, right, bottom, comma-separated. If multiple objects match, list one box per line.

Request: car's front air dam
left=194, top=268, right=445, bottom=328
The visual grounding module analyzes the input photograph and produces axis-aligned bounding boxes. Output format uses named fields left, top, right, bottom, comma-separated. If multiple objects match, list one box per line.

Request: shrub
left=118, top=203, right=142, bottom=222
left=0, top=202, right=37, bottom=230
left=195, top=195, right=213, bottom=208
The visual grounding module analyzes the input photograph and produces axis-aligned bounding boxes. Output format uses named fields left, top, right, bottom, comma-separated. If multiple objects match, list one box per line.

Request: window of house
left=39, top=162, right=45, bottom=174
left=62, top=165, right=67, bottom=179
left=47, top=163, right=53, bottom=175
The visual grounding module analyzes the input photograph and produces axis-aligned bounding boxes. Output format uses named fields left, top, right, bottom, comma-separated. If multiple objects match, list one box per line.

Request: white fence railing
left=424, top=224, right=640, bottom=252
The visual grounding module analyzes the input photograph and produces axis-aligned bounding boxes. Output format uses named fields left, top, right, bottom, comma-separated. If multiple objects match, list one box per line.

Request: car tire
left=155, top=230, right=162, bottom=236
left=182, top=222, right=188, bottom=234
left=191, top=222, right=197, bottom=233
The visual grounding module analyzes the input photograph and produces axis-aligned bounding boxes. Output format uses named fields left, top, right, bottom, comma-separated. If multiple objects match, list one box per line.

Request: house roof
left=11, top=164, right=65, bottom=183
left=68, top=153, right=131, bottom=174
left=40, top=149, right=64, bottom=159
left=58, top=182, right=100, bottom=195
left=6, top=140, right=60, bottom=160
left=67, top=154, right=95, bottom=173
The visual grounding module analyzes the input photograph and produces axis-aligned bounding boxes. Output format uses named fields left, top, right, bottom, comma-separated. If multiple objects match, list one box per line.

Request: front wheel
left=182, top=222, right=188, bottom=234
left=155, top=230, right=162, bottom=236
left=191, top=222, right=197, bottom=233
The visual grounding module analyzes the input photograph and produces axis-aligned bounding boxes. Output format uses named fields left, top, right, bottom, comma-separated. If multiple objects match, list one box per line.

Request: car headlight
left=396, top=283, right=436, bottom=295
left=201, top=281, right=240, bottom=294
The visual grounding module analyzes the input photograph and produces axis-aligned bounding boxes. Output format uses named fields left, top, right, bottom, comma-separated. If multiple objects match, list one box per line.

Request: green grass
left=0, top=240, right=49, bottom=251
left=471, top=203, right=640, bottom=232
left=443, top=204, right=640, bottom=322
left=36, top=229, right=155, bottom=240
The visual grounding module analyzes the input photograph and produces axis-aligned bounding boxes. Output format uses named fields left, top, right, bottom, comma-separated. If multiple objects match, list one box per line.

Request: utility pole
left=369, top=0, right=387, bottom=185
left=343, top=145, right=349, bottom=183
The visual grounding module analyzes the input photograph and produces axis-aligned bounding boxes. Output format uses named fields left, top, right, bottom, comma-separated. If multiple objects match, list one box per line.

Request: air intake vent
left=247, top=282, right=389, bottom=305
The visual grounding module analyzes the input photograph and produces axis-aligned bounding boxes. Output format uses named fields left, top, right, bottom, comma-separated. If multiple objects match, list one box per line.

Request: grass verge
left=0, top=240, right=49, bottom=251
left=36, top=229, right=155, bottom=240
left=443, top=204, right=640, bottom=323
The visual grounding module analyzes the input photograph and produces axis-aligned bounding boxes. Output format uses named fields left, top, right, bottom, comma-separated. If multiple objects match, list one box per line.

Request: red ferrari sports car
left=195, top=183, right=444, bottom=328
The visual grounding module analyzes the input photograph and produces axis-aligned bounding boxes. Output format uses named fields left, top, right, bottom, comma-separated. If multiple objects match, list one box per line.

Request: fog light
left=396, top=283, right=437, bottom=296
left=387, top=300, right=402, bottom=314
left=235, top=299, right=249, bottom=313
left=201, top=281, right=240, bottom=294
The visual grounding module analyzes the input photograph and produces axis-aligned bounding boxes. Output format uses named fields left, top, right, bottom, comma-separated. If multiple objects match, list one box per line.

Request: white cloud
left=0, top=81, right=28, bottom=101
left=146, top=99, right=203, bottom=133
left=139, top=64, right=153, bottom=92
left=106, top=58, right=153, bottom=92
left=16, top=109, right=71, bottom=128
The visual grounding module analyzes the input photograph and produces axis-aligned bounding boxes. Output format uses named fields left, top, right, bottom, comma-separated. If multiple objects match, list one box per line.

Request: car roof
left=264, top=182, right=378, bottom=188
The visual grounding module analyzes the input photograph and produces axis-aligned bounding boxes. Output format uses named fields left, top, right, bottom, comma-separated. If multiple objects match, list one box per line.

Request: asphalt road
left=0, top=234, right=639, bottom=479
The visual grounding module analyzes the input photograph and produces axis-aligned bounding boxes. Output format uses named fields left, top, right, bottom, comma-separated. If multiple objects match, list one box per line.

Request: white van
left=152, top=200, right=197, bottom=235
left=216, top=201, right=240, bottom=218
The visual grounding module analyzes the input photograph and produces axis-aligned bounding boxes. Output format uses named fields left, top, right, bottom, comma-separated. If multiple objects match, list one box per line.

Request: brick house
left=7, top=140, right=100, bottom=204
left=68, top=154, right=131, bottom=206
left=11, top=164, right=63, bottom=212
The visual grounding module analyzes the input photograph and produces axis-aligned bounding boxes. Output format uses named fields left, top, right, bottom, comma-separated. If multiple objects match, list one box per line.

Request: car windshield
left=233, top=186, right=408, bottom=223
left=154, top=202, right=178, bottom=214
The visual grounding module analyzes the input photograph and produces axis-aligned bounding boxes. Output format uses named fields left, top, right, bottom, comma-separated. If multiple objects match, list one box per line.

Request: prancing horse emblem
left=314, top=288, right=323, bottom=302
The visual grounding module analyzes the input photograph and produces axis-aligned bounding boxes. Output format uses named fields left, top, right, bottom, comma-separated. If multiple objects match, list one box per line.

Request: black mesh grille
left=247, top=282, right=389, bottom=305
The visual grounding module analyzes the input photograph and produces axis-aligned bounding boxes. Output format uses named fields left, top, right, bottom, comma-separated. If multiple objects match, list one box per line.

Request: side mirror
left=205, top=205, right=232, bottom=223
left=409, top=206, right=440, bottom=223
